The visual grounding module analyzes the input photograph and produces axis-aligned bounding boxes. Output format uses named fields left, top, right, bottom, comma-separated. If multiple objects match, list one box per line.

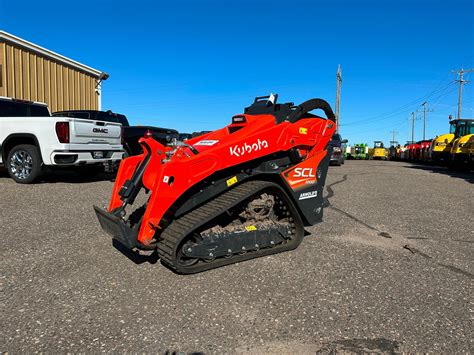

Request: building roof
left=0, top=30, right=105, bottom=78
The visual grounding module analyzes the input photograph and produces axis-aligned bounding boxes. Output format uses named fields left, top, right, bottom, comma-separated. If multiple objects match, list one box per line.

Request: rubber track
left=157, top=180, right=304, bottom=274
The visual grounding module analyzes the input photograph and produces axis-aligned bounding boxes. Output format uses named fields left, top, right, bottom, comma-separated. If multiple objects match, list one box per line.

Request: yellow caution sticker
left=226, top=176, right=238, bottom=187
left=245, top=225, right=257, bottom=231
left=299, top=127, right=308, bottom=135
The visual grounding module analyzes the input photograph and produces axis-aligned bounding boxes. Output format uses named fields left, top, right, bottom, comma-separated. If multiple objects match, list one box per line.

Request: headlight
left=333, top=147, right=342, bottom=153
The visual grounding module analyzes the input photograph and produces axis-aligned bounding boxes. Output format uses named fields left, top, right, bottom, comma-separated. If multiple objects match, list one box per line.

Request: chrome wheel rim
left=9, top=150, right=33, bottom=180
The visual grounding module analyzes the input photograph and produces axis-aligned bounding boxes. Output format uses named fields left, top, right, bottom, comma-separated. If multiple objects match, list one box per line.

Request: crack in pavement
left=403, top=245, right=473, bottom=279
left=451, top=239, right=474, bottom=244
left=323, top=172, right=474, bottom=279
left=324, top=174, right=392, bottom=238
left=437, top=263, right=473, bottom=279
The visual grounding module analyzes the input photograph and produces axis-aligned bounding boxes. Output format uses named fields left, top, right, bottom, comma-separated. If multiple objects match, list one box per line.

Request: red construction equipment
left=95, top=95, right=336, bottom=273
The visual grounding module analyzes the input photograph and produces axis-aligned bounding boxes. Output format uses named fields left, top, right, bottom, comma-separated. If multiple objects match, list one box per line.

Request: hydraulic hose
left=287, top=98, right=336, bottom=123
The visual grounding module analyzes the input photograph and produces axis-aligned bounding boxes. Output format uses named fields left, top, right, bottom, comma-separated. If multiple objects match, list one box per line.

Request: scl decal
left=294, top=168, right=315, bottom=178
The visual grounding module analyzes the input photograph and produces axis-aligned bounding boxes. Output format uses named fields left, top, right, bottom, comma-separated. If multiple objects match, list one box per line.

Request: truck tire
left=6, top=144, right=43, bottom=184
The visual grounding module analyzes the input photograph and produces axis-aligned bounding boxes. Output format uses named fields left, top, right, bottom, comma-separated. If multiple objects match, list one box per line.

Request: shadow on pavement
left=404, top=162, right=473, bottom=184
left=0, top=168, right=117, bottom=184
left=112, top=239, right=159, bottom=265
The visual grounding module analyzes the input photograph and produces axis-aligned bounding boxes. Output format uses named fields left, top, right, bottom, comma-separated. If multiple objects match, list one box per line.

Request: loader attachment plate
left=93, top=205, right=138, bottom=249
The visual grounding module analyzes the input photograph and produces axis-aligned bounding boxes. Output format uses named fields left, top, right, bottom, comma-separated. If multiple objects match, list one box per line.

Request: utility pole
left=411, top=112, right=416, bottom=144
left=407, top=115, right=411, bottom=144
left=390, top=130, right=399, bottom=147
left=416, top=102, right=433, bottom=140
left=452, top=68, right=474, bottom=119
left=409, top=112, right=421, bottom=144
left=335, top=65, right=342, bottom=133
left=422, top=102, right=427, bottom=140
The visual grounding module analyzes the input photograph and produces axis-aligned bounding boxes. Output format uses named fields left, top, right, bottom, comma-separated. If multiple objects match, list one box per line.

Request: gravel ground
left=0, top=161, right=473, bottom=353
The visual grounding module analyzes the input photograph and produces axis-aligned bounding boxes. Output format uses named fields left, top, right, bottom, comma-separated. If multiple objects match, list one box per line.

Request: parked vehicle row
left=0, top=97, right=179, bottom=183
left=389, top=117, right=473, bottom=170
left=345, top=142, right=388, bottom=160
left=0, top=97, right=124, bottom=183
left=53, top=110, right=179, bottom=156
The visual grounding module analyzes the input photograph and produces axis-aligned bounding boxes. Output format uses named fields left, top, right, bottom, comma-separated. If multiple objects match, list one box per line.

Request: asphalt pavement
left=1, top=160, right=473, bottom=353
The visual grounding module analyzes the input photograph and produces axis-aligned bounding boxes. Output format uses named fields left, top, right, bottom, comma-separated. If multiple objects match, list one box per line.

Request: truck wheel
left=7, top=144, right=43, bottom=184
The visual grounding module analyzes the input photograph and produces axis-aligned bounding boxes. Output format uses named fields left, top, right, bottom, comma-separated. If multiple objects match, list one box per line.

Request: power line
left=340, top=83, right=457, bottom=136
left=430, top=84, right=459, bottom=106
left=340, top=80, right=456, bottom=127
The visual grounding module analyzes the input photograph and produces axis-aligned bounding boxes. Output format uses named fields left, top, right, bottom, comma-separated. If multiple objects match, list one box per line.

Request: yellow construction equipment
left=449, top=119, right=473, bottom=170
left=431, top=117, right=470, bottom=164
left=370, top=141, right=387, bottom=160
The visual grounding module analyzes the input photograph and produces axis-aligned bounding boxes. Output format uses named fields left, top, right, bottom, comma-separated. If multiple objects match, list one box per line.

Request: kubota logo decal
left=229, top=139, right=269, bottom=157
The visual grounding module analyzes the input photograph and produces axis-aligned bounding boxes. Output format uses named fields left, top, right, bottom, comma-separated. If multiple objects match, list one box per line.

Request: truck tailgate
left=70, top=119, right=121, bottom=145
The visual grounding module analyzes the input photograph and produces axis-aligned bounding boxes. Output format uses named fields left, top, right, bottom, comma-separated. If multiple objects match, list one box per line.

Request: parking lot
left=1, top=160, right=472, bottom=353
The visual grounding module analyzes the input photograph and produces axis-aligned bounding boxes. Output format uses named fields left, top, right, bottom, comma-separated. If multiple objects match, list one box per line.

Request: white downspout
left=95, top=72, right=109, bottom=111
left=96, top=80, right=102, bottom=111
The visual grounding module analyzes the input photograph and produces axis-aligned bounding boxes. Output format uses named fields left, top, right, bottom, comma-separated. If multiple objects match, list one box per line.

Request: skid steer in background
left=370, top=141, right=387, bottom=160
left=94, top=95, right=336, bottom=274
left=346, top=143, right=369, bottom=160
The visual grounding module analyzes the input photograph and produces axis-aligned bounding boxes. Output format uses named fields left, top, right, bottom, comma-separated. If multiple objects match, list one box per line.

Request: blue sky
left=1, top=0, right=473, bottom=146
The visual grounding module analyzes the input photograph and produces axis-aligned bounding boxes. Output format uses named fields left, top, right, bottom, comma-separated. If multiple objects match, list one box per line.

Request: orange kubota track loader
left=94, top=95, right=336, bottom=273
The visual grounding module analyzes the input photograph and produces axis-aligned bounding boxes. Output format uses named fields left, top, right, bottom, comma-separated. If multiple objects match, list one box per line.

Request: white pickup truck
left=0, top=97, right=124, bottom=183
